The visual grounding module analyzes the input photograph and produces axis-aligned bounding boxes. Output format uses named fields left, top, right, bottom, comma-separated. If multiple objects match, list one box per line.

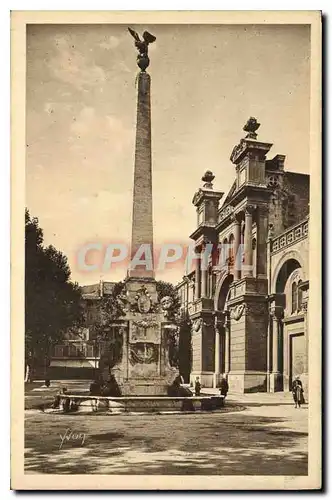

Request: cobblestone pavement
left=25, top=386, right=308, bottom=475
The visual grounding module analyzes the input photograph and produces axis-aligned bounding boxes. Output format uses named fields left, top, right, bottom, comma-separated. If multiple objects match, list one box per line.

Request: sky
left=26, top=23, right=310, bottom=285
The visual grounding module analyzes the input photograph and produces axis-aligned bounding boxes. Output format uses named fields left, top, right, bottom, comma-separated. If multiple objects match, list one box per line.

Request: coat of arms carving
left=134, top=285, right=152, bottom=313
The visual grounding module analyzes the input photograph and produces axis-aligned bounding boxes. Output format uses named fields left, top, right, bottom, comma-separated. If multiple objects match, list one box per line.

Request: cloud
left=49, top=35, right=106, bottom=91
left=99, top=36, right=120, bottom=50
left=69, top=106, right=133, bottom=154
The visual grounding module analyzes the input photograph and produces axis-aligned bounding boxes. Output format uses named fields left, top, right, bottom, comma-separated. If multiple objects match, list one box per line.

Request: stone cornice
left=189, top=224, right=217, bottom=243
left=230, top=138, right=273, bottom=165
left=192, top=188, right=224, bottom=207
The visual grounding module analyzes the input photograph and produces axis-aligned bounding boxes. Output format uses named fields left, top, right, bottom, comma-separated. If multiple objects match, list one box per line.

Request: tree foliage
left=92, top=281, right=126, bottom=377
left=25, top=209, right=84, bottom=375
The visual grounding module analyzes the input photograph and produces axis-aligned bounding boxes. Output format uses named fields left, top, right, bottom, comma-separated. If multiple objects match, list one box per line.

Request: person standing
left=194, top=377, right=201, bottom=396
left=219, top=374, right=229, bottom=399
left=292, top=376, right=305, bottom=408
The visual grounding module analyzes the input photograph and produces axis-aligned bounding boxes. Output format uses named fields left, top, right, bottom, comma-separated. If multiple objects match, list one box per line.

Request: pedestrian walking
left=292, top=376, right=305, bottom=408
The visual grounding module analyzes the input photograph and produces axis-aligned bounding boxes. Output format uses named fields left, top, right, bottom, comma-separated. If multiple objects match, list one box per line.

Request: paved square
left=25, top=390, right=307, bottom=475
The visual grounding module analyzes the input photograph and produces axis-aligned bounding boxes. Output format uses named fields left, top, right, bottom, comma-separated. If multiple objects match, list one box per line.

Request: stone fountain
left=98, top=28, right=178, bottom=396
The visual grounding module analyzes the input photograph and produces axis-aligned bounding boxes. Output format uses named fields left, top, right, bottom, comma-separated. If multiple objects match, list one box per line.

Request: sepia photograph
left=11, top=10, right=321, bottom=490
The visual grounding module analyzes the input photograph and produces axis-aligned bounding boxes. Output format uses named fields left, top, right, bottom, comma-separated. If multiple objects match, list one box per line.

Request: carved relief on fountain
left=130, top=343, right=159, bottom=366
left=130, top=317, right=160, bottom=343
left=129, top=285, right=160, bottom=315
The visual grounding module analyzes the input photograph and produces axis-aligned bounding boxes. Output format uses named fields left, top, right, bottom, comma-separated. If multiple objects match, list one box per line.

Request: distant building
left=49, top=281, right=115, bottom=379
left=176, top=119, right=309, bottom=394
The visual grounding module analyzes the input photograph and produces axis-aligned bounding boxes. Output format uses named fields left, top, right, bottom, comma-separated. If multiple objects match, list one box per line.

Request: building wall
left=283, top=172, right=310, bottom=226
left=230, top=315, right=246, bottom=371
left=246, top=309, right=268, bottom=373
left=178, top=122, right=310, bottom=393
left=202, top=325, right=215, bottom=372
left=191, top=329, right=202, bottom=373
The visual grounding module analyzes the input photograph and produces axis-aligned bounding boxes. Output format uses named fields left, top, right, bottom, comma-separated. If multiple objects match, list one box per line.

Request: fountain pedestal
left=109, top=278, right=177, bottom=396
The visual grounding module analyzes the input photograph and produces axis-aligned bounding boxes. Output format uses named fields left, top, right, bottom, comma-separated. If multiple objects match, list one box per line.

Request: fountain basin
left=52, top=394, right=226, bottom=414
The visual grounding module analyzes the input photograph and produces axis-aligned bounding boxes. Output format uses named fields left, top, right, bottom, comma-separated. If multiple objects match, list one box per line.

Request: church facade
left=176, top=118, right=309, bottom=394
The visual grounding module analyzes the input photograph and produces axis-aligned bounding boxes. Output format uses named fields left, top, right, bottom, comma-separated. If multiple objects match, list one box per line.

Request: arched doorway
left=273, top=257, right=306, bottom=392
left=214, top=273, right=233, bottom=379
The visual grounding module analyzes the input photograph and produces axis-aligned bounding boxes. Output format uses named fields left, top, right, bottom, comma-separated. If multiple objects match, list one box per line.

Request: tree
left=25, top=209, right=84, bottom=381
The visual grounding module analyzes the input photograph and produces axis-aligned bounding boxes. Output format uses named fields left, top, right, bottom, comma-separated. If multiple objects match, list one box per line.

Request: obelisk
left=128, top=28, right=156, bottom=279
left=111, top=29, right=178, bottom=396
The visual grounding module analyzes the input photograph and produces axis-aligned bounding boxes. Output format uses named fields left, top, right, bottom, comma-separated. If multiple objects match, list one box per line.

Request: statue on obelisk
left=128, top=27, right=156, bottom=72
left=127, top=27, right=156, bottom=279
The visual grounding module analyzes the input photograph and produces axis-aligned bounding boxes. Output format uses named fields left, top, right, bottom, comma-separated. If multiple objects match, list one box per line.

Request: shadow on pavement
left=25, top=411, right=308, bottom=476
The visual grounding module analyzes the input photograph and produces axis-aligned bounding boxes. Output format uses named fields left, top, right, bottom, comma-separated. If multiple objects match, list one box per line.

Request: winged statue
left=128, top=27, right=156, bottom=71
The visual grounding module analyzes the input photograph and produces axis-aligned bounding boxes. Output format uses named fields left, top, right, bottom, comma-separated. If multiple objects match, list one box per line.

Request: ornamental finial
left=202, top=170, right=215, bottom=189
left=243, top=117, right=260, bottom=140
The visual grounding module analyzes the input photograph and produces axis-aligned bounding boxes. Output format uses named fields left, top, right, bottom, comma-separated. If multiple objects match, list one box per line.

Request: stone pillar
left=272, top=316, right=279, bottom=373
left=304, top=302, right=308, bottom=374
left=243, top=205, right=255, bottom=277
left=266, top=314, right=272, bottom=392
left=257, top=205, right=269, bottom=278
left=302, top=298, right=309, bottom=396
left=269, top=307, right=283, bottom=392
left=189, top=282, right=194, bottom=304
left=201, top=268, right=208, bottom=298
left=129, top=71, right=154, bottom=278
left=214, top=318, right=221, bottom=387
left=233, top=213, right=242, bottom=280
left=224, top=316, right=230, bottom=374
left=201, top=241, right=210, bottom=298
left=194, top=254, right=201, bottom=300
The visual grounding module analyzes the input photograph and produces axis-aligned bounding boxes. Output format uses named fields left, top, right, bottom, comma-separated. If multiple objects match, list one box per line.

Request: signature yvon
left=59, top=428, right=86, bottom=450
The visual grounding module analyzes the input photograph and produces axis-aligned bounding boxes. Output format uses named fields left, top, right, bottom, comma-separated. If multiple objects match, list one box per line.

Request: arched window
left=291, top=282, right=297, bottom=314
left=298, top=280, right=303, bottom=312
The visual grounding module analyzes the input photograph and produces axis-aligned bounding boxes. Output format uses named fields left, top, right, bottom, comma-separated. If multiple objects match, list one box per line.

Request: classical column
left=189, top=282, right=194, bottom=304
left=214, top=319, right=221, bottom=387
left=266, top=313, right=272, bottom=392
left=272, top=315, right=279, bottom=373
left=243, top=205, right=255, bottom=277
left=233, top=212, right=242, bottom=280
left=194, top=251, right=201, bottom=300
left=257, top=205, right=269, bottom=278
left=215, top=329, right=220, bottom=373
left=303, top=300, right=309, bottom=378
left=201, top=255, right=208, bottom=298
left=224, top=316, right=230, bottom=374
left=270, top=306, right=283, bottom=391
